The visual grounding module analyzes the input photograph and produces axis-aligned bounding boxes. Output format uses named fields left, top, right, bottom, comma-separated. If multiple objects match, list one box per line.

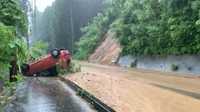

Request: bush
left=75, top=12, right=113, bottom=60
left=131, top=60, right=137, bottom=68
left=0, top=0, right=28, bottom=109
left=58, top=61, right=81, bottom=75
left=0, top=0, right=28, bottom=83
left=29, top=41, right=48, bottom=59
left=0, top=23, right=28, bottom=81
left=171, top=64, right=179, bottom=71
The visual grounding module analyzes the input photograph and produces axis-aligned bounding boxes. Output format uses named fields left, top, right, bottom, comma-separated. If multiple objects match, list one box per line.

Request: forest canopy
left=33, top=0, right=103, bottom=52
left=75, top=0, right=200, bottom=59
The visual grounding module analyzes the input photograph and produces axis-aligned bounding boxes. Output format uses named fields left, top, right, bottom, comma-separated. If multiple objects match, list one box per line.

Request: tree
left=0, top=0, right=28, bottom=81
left=32, top=0, right=104, bottom=53
left=76, top=0, right=200, bottom=58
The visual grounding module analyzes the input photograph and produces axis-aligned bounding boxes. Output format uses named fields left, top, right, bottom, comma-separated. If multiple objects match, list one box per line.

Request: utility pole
left=70, top=0, right=74, bottom=55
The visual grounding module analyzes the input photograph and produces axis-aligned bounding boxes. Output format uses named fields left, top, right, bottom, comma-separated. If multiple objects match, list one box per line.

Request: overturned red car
left=22, top=49, right=71, bottom=77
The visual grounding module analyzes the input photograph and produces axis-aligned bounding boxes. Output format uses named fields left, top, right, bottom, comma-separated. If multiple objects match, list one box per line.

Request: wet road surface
left=5, top=78, right=95, bottom=112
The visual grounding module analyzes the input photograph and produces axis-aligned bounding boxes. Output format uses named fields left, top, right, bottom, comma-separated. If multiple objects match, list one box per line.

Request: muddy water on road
left=5, top=78, right=95, bottom=112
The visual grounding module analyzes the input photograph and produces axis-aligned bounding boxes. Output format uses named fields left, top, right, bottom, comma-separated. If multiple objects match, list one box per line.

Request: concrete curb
left=59, top=76, right=116, bottom=112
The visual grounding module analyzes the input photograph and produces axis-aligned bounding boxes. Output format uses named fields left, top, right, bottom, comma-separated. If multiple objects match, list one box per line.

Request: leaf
left=8, top=43, right=15, bottom=48
left=195, top=19, right=200, bottom=25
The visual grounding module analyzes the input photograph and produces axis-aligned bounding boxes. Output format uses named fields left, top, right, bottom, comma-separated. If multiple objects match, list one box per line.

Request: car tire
left=51, top=49, right=60, bottom=59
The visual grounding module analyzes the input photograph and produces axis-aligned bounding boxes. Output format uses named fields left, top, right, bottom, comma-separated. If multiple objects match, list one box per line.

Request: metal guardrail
left=59, top=77, right=116, bottom=112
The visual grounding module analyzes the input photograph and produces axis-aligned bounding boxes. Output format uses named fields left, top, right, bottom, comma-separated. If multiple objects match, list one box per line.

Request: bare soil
left=89, top=31, right=121, bottom=64
left=65, top=62, right=200, bottom=112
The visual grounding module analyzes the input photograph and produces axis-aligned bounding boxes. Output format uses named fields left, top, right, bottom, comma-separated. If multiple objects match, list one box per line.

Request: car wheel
left=51, top=49, right=60, bottom=58
left=21, top=64, right=30, bottom=75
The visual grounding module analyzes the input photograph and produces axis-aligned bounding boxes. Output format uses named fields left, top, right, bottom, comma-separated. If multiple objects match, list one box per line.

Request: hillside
left=89, top=31, right=121, bottom=64
left=76, top=0, right=200, bottom=59
left=75, top=0, right=200, bottom=74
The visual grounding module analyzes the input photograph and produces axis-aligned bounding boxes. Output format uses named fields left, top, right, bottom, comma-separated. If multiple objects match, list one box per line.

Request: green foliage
left=30, top=41, right=48, bottom=59
left=171, top=64, right=179, bottom=71
left=33, top=0, right=104, bottom=52
left=0, top=23, right=16, bottom=69
left=58, top=61, right=81, bottom=75
left=0, top=23, right=27, bottom=72
left=75, top=12, right=113, bottom=60
left=0, top=0, right=28, bottom=36
left=0, top=0, right=28, bottom=82
left=113, top=0, right=200, bottom=56
left=0, top=0, right=28, bottom=109
left=76, top=0, right=200, bottom=57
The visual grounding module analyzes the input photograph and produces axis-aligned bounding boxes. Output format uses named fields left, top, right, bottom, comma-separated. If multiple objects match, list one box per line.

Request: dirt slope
left=89, top=31, right=121, bottom=64
left=65, top=62, right=200, bottom=112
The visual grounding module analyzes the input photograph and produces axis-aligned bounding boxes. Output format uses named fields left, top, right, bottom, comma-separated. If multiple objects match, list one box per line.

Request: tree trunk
left=9, top=59, right=18, bottom=82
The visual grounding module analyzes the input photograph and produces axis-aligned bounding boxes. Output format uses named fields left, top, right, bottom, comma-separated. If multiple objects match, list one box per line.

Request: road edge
left=59, top=76, right=116, bottom=112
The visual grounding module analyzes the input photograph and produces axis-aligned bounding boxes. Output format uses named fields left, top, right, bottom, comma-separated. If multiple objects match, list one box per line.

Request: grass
left=58, top=60, right=81, bottom=75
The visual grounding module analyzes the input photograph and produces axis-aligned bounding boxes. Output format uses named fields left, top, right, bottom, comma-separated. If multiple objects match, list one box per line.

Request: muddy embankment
left=89, top=31, right=121, bottom=65
left=89, top=31, right=200, bottom=75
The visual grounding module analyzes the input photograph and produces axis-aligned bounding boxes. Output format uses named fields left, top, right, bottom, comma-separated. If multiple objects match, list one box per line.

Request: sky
left=29, top=0, right=55, bottom=12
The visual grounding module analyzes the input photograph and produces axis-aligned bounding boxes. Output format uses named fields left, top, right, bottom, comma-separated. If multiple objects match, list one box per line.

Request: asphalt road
left=4, top=78, right=95, bottom=112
